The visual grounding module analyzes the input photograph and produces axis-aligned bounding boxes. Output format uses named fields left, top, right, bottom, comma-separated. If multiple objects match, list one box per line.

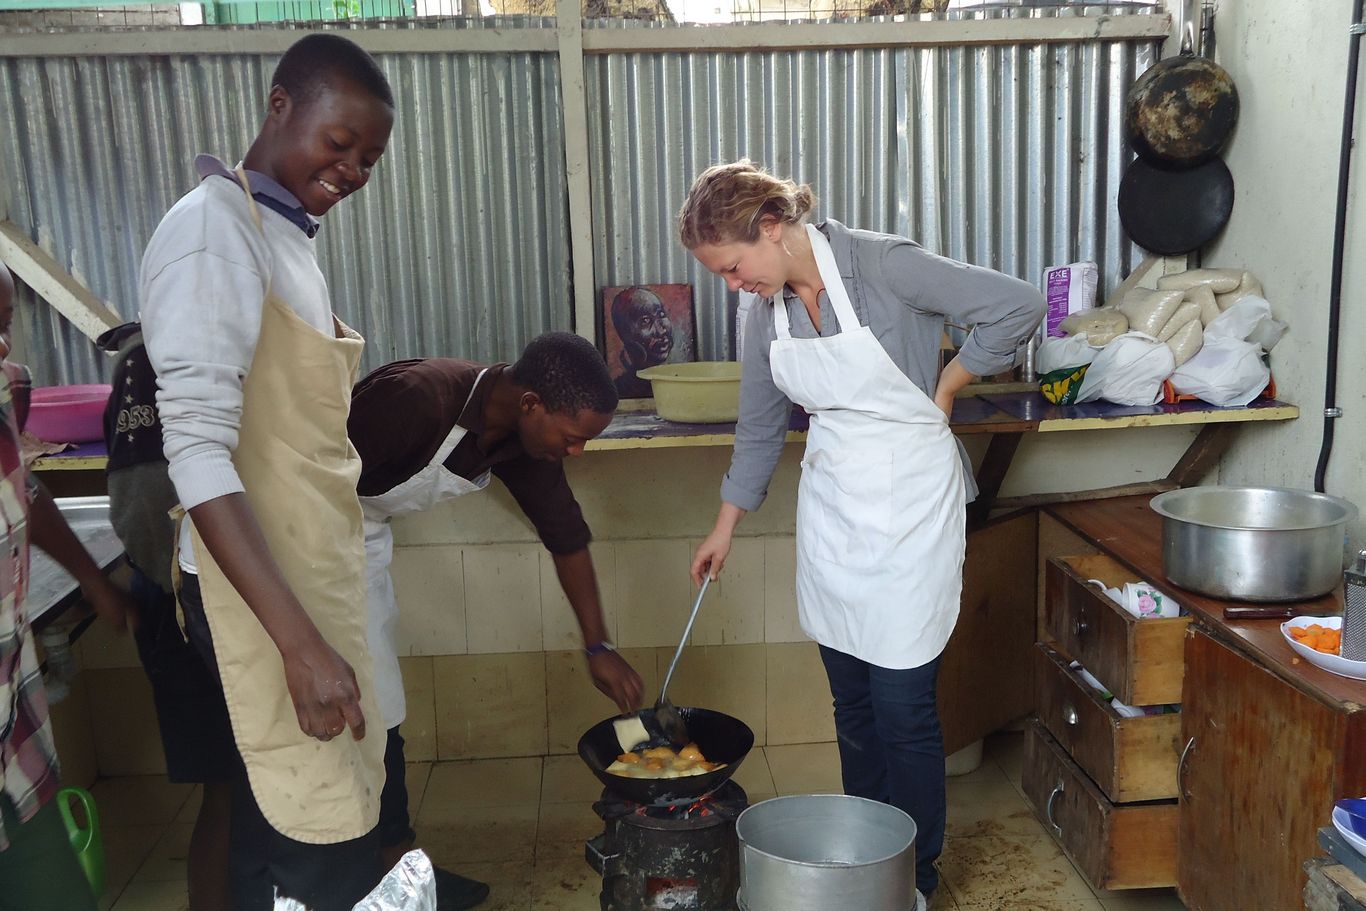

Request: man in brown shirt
left=349, top=332, right=642, bottom=909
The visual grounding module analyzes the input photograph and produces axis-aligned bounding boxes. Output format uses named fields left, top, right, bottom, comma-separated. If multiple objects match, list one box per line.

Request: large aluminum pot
left=736, top=795, right=919, bottom=911
left=1150, top=487, right=1358, bottom=602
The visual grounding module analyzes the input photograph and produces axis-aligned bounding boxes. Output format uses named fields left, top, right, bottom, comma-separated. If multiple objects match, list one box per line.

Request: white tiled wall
left=71, top=446, right=816, bottom=773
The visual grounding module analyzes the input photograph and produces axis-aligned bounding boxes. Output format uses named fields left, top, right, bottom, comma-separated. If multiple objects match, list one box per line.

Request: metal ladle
left=645, top=575, right=711, bottom=747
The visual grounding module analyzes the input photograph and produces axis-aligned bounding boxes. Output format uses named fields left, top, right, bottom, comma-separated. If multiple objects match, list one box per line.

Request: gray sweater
left=721, top=219, right=1045, bottom=512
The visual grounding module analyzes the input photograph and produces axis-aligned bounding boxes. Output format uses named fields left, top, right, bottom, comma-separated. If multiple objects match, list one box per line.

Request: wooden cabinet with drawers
left=1024, top=546, right=1188, bottom=890
left=1042, top=554, right=1189, bottom=706
left=1178, top=626, right=1366, bottom=911
left=1034, top=642, right=1181, bottom=803
left=1023, top=719, right=1179, bottom=890
left=1041, top=496, right=1366, bottom=911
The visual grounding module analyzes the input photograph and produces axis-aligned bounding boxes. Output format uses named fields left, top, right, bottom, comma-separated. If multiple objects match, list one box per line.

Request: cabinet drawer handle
left=1178, top=736, right=1196, bottom=800
left=1045, top=781, right=1064, bottom=835
left=1074, top=615, right=1088, bottom=637
left=1063, top=705, right=1079, bottom=726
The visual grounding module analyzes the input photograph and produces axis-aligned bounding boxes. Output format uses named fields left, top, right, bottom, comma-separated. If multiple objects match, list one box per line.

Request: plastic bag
left=1215, top=272, right=1265, bottom=311
left=1036, top=335, right=1099, bottom=404
left=1169, top=335, right=1270, bottom=407
left=1165, top=318, right=1204, bottom=366
left=1037, top=334, right=1098, bottom=374
left=1184, top=285, right=1221, bottom=327
left=1118, top=289, right=1184, bottom=337
left=1075, top=332, right=1175, bottom=405
left=1157, top=268, right=1243, bottom=293
left=1157, top=301, right=1200, bottom=343
left=1059, top=308, right=1128, bottom=347
left=1206, top=295, right=1281, bottom=344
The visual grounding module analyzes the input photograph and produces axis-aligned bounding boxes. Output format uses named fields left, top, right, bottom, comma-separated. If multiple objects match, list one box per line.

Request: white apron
left=359, top=369, right=492, bottom=728
left=775, top=224, right=967, bottom=670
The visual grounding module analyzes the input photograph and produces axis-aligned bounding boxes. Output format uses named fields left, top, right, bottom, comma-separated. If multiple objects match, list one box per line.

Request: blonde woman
left=682, top=160, right=1043, bottom=901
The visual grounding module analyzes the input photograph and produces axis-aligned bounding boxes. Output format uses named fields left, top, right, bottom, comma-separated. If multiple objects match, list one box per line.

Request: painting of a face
left=600, top=283, right=696, bottom=399
left=612, top=288, right=674, bottom=369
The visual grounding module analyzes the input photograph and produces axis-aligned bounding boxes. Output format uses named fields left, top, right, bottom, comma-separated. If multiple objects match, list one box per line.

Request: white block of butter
left=612, top=715, right=649, bottom=753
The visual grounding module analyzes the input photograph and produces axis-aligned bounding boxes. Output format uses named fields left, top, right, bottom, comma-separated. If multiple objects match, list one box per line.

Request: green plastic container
left=637, top=362, right=743, bottom=423
left=57, top=787, right=105, bottom=899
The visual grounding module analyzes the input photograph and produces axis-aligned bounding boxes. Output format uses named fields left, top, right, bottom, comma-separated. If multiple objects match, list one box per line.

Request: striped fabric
left=0, top=361, right=58, bottom=850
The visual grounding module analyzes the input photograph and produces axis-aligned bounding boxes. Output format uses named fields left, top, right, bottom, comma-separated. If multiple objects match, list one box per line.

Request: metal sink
left=26, top=495, right=125, bottom=629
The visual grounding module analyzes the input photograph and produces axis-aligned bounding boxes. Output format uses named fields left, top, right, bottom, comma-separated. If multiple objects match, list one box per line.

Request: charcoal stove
left=585, top=781, right=748, bottom=911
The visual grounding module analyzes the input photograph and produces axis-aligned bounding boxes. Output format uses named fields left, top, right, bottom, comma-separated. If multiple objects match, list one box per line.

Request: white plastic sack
left=1205, top=295, right=1271, bottom=340
left=1037, top=333, right=1099, bottom=375
left=1156, top=301, right=1200, bottom=343
left=1204, top=295, right=1288, bottom=351
left=1075, top=332, right=1176, bottom=405
left=1059, top=308, right=1128, bottom=347
left=1118, top=289, right=1185, bottom=337
left=1166, top=319, right=1205, bottom=366
left=1157, top=268, right=1243, bottom=293
left=1215, top=272, right=1265, bottom=311
left=1169, top=335, right=1270, bottom=407
left=1185, top=284, right=1221, bottom=327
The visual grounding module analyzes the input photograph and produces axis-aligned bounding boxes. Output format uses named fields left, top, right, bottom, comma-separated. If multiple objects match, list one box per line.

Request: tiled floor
left=94, top=732, right=1186, bottom=910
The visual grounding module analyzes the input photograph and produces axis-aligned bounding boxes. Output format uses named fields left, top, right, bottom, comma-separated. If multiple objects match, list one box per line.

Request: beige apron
left=187, top=169, right=383, bottom=844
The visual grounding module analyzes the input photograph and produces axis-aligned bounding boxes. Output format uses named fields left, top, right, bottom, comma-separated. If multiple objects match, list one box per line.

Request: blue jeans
left=818, top=645, right=945, bottom=897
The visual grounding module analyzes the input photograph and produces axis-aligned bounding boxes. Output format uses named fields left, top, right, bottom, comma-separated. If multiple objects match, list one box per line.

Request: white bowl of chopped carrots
left=1280, top=616, right=1366, bottom=681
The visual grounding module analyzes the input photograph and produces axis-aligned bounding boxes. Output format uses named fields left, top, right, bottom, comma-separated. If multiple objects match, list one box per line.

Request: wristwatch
left=583, top=640, right=616, bottom=658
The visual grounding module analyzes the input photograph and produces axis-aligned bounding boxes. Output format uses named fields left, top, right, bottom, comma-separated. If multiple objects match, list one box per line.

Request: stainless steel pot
left=1150, top=486, right=1358, bottom=602
left=736, top=795, right=918, bottom=911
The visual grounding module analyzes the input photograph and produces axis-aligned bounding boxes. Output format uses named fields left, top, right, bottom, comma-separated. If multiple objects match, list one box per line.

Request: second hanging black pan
left=1117, top=157, right=1235, bottom=256
left=578, top=706, right=754, bottom=805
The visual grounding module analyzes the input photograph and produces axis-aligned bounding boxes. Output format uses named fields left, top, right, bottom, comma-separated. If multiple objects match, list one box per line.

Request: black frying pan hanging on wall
left=1117, top=157, right=1235, bottom=256
left=1124, top=43, right=1239, bottom=168
left=1124, top=0, right=1239, bottom=169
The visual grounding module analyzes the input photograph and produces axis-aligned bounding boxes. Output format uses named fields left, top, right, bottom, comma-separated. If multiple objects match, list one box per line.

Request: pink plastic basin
left=26, top=384, right=112, bottom=444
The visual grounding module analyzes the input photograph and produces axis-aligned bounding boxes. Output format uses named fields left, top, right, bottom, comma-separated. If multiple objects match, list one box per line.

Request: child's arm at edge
left=28, top=480, right=136, bottom=632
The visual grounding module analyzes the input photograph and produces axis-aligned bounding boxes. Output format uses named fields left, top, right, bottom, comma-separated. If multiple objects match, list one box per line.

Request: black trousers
left=179, top=572, right=385, bottom=911
left=378, top=726, right=416, bottom=849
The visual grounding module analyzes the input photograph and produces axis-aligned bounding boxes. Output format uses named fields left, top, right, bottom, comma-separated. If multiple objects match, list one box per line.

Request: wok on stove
left=578, top=706, right=754, bottom=805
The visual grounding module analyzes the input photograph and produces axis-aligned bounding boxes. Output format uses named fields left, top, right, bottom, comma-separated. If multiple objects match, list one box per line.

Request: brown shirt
left=349, top=359, right=591, bottom=555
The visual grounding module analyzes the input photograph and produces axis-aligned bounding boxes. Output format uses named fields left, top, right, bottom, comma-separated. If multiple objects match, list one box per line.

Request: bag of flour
left=1041, top=262, right=1100, bottom=338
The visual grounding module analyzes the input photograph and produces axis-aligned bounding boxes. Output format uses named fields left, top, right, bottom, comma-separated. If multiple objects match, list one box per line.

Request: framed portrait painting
left=600, top=283, right=696, bottom=399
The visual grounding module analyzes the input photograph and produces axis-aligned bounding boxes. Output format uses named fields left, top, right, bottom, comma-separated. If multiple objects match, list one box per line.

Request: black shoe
left=434, top=865, right=490, bottom=911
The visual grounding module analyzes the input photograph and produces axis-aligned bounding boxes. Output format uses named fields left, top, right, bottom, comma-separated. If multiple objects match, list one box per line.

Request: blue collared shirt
left=194, top=154, right=320, bottom=238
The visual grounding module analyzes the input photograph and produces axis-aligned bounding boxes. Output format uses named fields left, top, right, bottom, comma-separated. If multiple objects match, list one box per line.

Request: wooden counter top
left=30, top=393, right=1300, bottom=465
left=587, top=393, right=1298, bottom=451
left=1046, top=496, right=1364, bottom=711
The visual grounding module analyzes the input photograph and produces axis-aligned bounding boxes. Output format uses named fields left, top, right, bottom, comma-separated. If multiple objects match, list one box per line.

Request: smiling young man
left=348, top=332, right=643, bottom=910
left=140, top=34, right=397, bottom=910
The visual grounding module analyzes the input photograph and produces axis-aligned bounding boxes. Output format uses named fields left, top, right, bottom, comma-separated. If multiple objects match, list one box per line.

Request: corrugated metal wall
left=0, top=13, right=1158, bottom=384
left=588, top=13, right=1160, bottom=356
left=0, top=26, right=569, bottom=384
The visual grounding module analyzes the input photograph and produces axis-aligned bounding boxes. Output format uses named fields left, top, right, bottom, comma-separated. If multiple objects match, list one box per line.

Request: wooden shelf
left=587, top=394, right=1299, bottom=452
left=29, top=394, right=1300, bottom=466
